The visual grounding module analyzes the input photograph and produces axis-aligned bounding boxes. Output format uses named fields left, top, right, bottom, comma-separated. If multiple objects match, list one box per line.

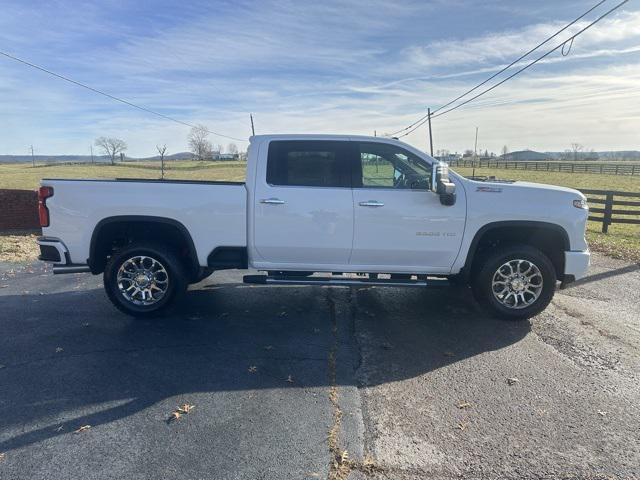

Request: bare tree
left=501, top=145, right=509, bottom=159
left=188, top=125, right=213, bottom=160
left=570, top=143, right=583, bottom=161
left=227, top=143, right=238, bottom=157
left=95, top=137, right=127, bottom=165
left=157, top=144, right=167, bottom=179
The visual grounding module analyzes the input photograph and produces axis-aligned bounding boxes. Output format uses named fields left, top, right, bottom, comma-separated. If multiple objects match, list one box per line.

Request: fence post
left=602, top=192, right=614, bottom=233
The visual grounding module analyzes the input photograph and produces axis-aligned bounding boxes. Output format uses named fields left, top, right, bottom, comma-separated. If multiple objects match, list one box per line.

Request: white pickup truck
left=36, top=134, right=590, bottom=320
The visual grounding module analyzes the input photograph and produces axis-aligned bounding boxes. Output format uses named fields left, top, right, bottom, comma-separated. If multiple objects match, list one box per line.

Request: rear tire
left=104, top=243, right=188, bottom=317
left=471, top=244, right=556, bottom=321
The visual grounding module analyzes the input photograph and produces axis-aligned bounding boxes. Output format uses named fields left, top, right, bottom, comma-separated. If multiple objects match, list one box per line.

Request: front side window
left=359, top=142, right=432, bottom=190
left=267, top=141, right=351, bottom=188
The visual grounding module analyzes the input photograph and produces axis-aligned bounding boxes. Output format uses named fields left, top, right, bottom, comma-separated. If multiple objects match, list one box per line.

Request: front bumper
left=562, top=250, right=590, bottom=285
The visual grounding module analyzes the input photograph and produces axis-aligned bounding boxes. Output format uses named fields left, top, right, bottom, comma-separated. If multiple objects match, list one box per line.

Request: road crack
left=325, top=289, right=384, bottom=480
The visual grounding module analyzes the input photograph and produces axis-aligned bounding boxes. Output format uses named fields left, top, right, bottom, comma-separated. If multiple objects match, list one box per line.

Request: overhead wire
left=395, top=0, right=629, bottom=138
left=387, top=0, right=607, bottom=139
left=0, top=49, right=247, bottom=142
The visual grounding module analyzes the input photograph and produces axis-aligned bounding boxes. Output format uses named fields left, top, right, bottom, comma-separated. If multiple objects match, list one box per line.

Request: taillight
left=38, top=186, right=54, bottom=227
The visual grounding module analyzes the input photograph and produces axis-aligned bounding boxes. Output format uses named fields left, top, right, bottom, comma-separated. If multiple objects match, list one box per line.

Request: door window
left=358, top=143, right=431, bottom=190
left=267, top=141, right=351, bottom=188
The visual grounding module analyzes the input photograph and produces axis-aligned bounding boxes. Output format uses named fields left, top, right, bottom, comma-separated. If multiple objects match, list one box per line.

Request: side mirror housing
left=431, top=161, right=457, bottom=206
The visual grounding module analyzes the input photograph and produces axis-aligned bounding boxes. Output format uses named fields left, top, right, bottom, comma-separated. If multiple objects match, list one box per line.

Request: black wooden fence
left=581, top=189, right=640, bottom=233
left=450, top=159, right=640, bottom=176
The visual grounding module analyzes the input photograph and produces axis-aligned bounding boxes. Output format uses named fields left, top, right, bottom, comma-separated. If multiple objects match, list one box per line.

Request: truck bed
left=41, top=178, right=247, bottom=266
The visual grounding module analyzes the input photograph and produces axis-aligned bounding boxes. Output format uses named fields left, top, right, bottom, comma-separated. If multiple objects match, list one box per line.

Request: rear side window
left=267, top=141, right=351, bottom=188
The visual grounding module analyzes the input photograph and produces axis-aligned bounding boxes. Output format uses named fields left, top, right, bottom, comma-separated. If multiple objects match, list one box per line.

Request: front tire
left=471, top=245, right=556, bottom=321
left=104, top=243, right=188, bottom=317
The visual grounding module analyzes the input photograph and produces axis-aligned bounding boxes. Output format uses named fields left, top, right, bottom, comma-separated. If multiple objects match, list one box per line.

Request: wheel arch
left=461, top=221, right=570, bottom=282
left=88, top=215, right=199, bottom=278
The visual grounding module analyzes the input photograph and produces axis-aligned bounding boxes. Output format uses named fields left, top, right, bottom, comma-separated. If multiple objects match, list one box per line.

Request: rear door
left=350, top=141, right=466, bottom=272
left=252, top=140, right=354, bottom=267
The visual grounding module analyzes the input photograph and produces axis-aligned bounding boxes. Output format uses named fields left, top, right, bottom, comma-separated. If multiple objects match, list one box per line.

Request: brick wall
left=0, top=189, right=40, bottom=230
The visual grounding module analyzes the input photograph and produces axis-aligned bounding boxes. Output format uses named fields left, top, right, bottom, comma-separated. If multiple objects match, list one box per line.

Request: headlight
left=573, top=198, right=588, bottom=210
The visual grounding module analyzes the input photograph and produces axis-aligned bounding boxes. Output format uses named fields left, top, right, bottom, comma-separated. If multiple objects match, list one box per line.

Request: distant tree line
left=89, top=125, right=245, bottom=167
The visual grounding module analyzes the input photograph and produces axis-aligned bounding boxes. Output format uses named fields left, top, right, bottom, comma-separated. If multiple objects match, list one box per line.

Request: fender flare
left=461, top=220, right=570, bottom=281
left=88, top=215, right=199, bottom=275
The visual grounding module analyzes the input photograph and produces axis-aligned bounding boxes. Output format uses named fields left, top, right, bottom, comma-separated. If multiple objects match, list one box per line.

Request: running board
left=243, top=274, right=449, bottom=288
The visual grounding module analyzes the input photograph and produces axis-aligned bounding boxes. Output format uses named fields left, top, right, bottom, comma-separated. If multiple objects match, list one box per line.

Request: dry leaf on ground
left=457, top=401, right=472, bottom=409
left=177, top=403, right=195, bottom=415
left=455, top=422, right=467, bottom=431
left=168, top=403, right=195, bottom=422
left=507, top=377, right=519, bottom=385
left=74, top=425, right=91, bottom=434
left=286, top=375, right=294, bottom=383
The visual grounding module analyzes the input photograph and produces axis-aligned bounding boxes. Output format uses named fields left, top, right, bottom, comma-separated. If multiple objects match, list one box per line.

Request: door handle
left=260, top=198, right=285, bottom=205
left=359, top=200, right=384, bottom=207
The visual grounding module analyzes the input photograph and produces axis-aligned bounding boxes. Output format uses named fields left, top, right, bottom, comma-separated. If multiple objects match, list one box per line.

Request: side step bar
left=243, top=274, right=449, bottom=288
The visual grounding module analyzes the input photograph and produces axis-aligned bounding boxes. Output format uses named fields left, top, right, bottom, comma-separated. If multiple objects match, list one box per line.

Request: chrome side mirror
left=431, top=161, right=457, bottom=206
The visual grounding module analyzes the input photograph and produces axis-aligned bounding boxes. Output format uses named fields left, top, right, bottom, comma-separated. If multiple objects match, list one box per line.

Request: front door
left=252, top=140, right=354, bottom=268
left=350, top=142, right=466, bottom=272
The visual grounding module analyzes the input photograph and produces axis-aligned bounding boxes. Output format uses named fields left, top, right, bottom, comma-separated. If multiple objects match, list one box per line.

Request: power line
left=390, top=0, right=608, bottom=136
left=396, top=0, right=629, bottom=138
left=0, top=50, right=247, bottom=143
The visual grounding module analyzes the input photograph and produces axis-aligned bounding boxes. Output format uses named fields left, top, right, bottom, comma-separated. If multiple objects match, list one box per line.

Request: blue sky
left=1, top=0, right=639, bottom=156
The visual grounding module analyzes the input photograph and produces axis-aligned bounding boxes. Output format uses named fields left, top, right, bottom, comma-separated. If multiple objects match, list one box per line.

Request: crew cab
left=36, top=134, right=590, bottom=320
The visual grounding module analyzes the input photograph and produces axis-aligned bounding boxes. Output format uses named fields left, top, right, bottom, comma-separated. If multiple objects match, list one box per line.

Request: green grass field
left=1, top=160, right=638, bottom=262
left=0, top=160, right=247, bottom=190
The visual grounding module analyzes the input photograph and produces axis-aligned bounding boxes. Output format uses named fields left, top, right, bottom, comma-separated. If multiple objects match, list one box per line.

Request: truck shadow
left=0, top=276, right=529, bottom=452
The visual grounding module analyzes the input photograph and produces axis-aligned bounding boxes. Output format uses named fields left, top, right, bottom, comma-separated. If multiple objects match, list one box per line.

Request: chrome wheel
left=491, top=259, right=543, bottom=310
left=117, top=255, right=169, bottom=306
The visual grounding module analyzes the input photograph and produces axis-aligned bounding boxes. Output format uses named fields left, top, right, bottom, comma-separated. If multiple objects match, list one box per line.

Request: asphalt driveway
left=0, top=254, right=638, bottom=479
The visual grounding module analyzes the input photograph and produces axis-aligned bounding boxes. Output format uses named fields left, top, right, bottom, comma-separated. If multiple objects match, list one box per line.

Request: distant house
left=500, top=150, right=551, bottom=161
left=434, top=153, right=461, bottom=162
left=210, top=152, right=238, bottom=160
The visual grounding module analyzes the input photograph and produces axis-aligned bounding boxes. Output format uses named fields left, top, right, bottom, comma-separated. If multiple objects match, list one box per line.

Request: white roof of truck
left=250, top=134, right=404, bottom=144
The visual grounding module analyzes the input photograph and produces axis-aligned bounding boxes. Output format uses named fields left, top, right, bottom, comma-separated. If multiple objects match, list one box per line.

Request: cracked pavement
left=0, top=253, right=638, bottom=479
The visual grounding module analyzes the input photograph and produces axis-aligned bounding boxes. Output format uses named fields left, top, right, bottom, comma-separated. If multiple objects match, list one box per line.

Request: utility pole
left=374, top=130, right=377, bottom=137
left=90, top=145, right=94, bottom=164
left=472, top=126, right=479, bottom=178
left=250, top=114, right=255, bottom=136
left=427, top=108, right=434, bottom=157
left=30, top=145, right=35, bottom=167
